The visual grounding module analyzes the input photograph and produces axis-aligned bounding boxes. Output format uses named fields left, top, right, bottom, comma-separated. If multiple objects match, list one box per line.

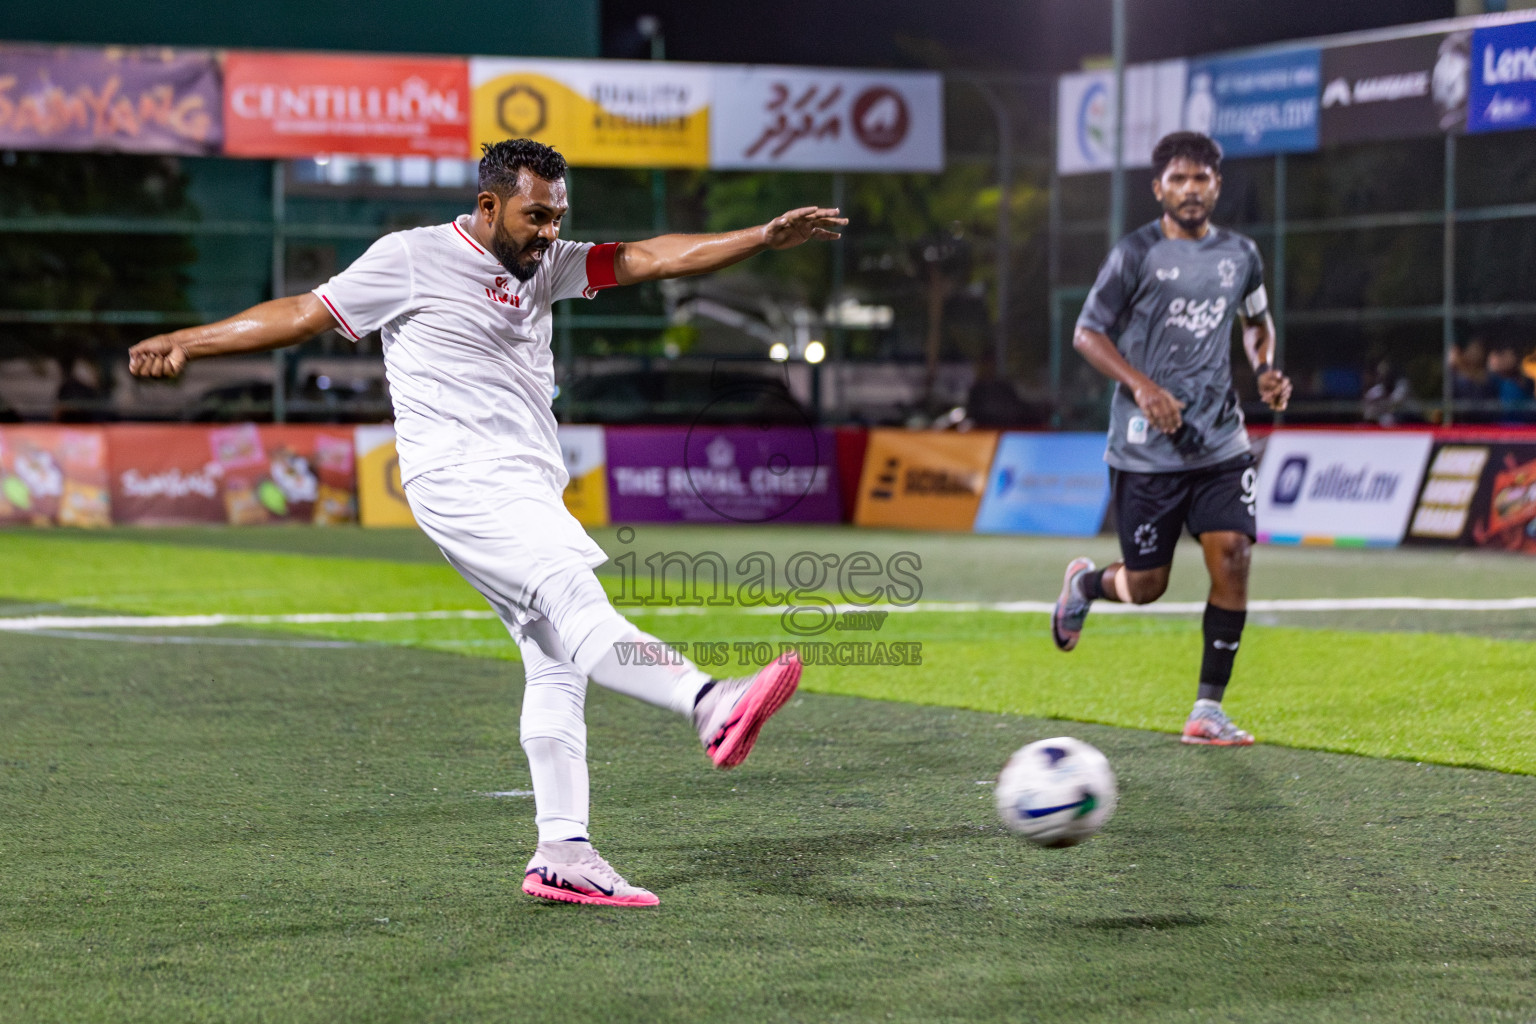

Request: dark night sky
left=602, top=0, right=1457, bottom=72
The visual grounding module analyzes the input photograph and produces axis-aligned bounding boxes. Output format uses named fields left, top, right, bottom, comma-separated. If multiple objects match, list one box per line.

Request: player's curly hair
left=478, top=138, right=568, bottom=197
left=1151, top=131, right=1223, bottom=179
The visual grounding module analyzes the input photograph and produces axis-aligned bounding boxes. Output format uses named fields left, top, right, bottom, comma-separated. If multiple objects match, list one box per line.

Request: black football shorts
left=1110, top=454, right=1258, bottom=571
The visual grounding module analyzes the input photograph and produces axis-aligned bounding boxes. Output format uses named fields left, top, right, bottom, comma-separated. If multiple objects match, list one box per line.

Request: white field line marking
left=2, top=597, right=1535, bottom=633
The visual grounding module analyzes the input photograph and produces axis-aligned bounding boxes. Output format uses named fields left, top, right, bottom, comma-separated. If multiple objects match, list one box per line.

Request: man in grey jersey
left=1051, top=131, right=1292, bottom=746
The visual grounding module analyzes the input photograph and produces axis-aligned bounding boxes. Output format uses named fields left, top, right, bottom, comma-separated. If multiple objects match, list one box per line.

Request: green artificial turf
left=1, top=628, right=1533, bottom=1023
left=2, top=531, right=1532, bottom=773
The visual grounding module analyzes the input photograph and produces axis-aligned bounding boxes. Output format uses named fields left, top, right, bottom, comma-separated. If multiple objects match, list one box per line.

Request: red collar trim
left=452, top=219, right=487, bottom=255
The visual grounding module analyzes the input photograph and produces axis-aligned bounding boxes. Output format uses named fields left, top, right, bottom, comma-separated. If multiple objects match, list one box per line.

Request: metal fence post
left=1443, top=132, right=1457, bottom=426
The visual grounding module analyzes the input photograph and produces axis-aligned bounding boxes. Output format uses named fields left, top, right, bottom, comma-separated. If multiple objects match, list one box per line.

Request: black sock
left=1198, top=603, right=1246, bottom=702
left=1077, top=568, right=1113, bottom=602
left=693, top=679, right=718, bottom=707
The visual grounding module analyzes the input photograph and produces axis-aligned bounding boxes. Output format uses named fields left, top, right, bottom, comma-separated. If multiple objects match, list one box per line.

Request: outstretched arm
left=128, top=294, right=338, bottom=379
left=614, top=206, right=846, bottom=285
left=1241, top=312, right=1292, bottom=411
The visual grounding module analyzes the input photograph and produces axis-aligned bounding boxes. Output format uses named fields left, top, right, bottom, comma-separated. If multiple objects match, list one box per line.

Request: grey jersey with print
left=1077, top=220, right=1268, bottom=474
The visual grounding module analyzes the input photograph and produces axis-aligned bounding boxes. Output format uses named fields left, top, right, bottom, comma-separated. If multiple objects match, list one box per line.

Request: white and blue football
left=995, top=736, right=1117, bottom=847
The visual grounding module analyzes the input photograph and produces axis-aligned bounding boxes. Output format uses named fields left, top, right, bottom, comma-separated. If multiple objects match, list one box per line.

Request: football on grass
left=995, top=737, right=1117, bottom=847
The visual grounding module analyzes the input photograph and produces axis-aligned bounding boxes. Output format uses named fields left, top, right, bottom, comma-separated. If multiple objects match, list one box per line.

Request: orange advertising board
left=106, top=424, right=355, bottom=525
left=0, top=426, right=111, bottom=527
left=223, top=52, right=470, bottom=158
left=853, top=429, right=998, bottom=531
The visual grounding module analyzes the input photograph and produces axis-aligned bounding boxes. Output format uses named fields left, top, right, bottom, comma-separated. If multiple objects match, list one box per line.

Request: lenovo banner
left=1056, top=61, right=1188, bottom=176
left=853, top=429, right=998, bottom=531
left=710, top=66, right=943, bottom=172
left=1319, top=32, right=1470, bottom=145
left=1468, top=19, right=1536, bottom=133
left=1255, top=431, right=1433, bottom=547
left=471, top=57, right=710, bottom=168
left=1187, top=49, right=1321, bottom=157
left=0, top=45, right=221, bottom=155
left=223, top=52, right=470, bottom=158
left=606, top=426, right=840, bottom=524
left=1408, top=440, right=1536, bottom=555
left=0, top=427, right=111, bottom=527
left=973, top=433, right=1111, bottom=536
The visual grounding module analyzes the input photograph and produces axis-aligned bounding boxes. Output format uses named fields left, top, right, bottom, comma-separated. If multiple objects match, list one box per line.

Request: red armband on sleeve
left=583, top=242, right=620, bottom=297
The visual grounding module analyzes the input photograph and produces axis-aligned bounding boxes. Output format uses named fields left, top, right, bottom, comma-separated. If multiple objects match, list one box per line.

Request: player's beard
left=1166, top=197, right=1211, bottom=235
left=490, top=223, right=549, bottom=282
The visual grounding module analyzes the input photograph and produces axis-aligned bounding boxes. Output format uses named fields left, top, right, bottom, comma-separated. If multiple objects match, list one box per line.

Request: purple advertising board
left=0, top=45, right=222, bottom=154
left=605, top=426, right=842, bottom=523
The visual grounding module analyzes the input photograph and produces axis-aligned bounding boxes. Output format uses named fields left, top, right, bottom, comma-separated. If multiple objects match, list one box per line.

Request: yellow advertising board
left=354, top=424, right=609, bottom=529
left=470, top=58, right=711, bottom=168
left=354, top=425, right=416, bottom=527
left=557, top=425, right=609, bottom=527
left=853, top=429, right=998, bottom=531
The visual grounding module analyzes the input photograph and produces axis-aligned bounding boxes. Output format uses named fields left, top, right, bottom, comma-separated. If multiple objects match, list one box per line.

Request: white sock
left=515, top=619, right=591, bottom=843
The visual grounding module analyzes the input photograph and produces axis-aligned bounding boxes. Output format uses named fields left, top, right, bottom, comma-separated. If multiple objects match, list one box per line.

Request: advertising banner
left=0, top=45, right=221, bottom=155
left=1254, top=430, right=1433, bottom=546
left=224, top=52, right=470, bottom=158
left=1186, top=49, right=1321, bottom=157
left=0, top=427, right=111, bottom=527
left=1320, top=32, right=1471, bottom=145
left=471, top=57, right=710, bottom=168
left=853, top=429, right=998, bottom=531
left=973, top=433, right=1111, bottom=536
left=354, top=424, right=415, bottom=528
left=1408, top=440, right=1536, bottom=555
left=1056, top=61, right=1188, bottom=176
left=558, top=425, right=609, bottom=527
left=1468, top=20, right=1536, bottom=133
left=606, top=425, right=840, bottom=523
left=711, top=66, right=942, bottom=172
left=108, top=424, right=355, bottom=525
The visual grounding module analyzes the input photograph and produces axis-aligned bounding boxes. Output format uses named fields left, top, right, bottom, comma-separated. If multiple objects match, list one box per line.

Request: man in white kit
left=128, top=139, right=848, bottom=908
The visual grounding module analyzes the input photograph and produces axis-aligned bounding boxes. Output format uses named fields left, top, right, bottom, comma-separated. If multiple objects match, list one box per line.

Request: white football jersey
left=314, top=214, right=618, bottom=486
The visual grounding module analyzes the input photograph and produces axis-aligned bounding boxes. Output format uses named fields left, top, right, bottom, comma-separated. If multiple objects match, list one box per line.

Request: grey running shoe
left=1181, top=699, right=1255, bottom=746
left=522, top=840, right=659, bottom=907
left=693, top=650, right=803, bottom=769
left=1051, top=556, right=1096, bottom=652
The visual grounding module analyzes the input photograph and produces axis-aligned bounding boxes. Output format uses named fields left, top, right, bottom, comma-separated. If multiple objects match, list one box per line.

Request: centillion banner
left=470, top=57, right=710, bottom=167
left=853, top=429, right=998, bottom=532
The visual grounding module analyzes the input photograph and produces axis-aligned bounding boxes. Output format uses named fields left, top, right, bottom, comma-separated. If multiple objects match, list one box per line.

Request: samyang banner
left=1186, top=48, right=1321, bottom=157
left=0, top=426, right=111, bottom=527
left=471, top=57, right=710, bottom=168
left=223, top=52, right=470, bottom=158
left=0, top=45, right=221, bottom=155
left=1320, top=32, right=1471, bottom=145
left=711, top=66, right=943, bottom=172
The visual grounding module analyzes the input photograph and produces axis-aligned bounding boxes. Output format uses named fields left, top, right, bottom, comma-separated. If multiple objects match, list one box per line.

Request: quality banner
left=1186, top=49, right=1321, bottom=157
left=1407, top=440, right=1536, bottom=555
left=1254, top=430, right=1433, bottom=547
left=0, top=45, right=221, bottom=154
left=710, top=66, right=942, bottom=172
left=108, top=424, right=355, bottom=525
left=1056, top=61, right=1188, bottom=176
left=224, top=52, right=470, bottom=158
left=853, top=429, right=998, bottom=532
left=606, top=425, right=840, bottom=523
left=973, top=433, right=1110, bottom=536
left=471, top=57, right=710, bottom=168
left=0, top=426, right=111, bottom=527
